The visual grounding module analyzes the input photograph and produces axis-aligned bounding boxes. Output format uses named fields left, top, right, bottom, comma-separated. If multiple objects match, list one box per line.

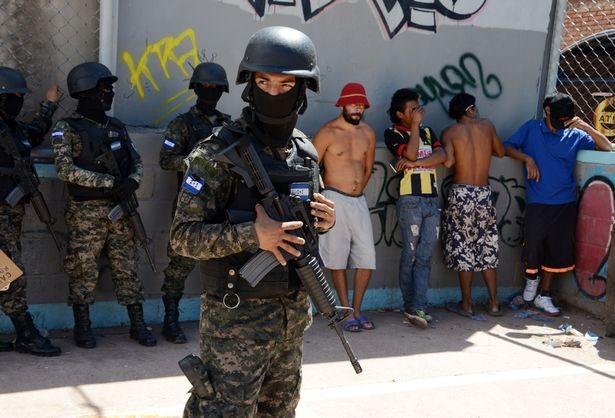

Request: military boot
left=0, top=340, right=13, bottom=352
left=9, top=312, right=61, bottom=357
left=162, top=295, right=187, bottom=344
left=127, top=304, right=157, bottom=347
left=72, top=304, right=96, bottom=348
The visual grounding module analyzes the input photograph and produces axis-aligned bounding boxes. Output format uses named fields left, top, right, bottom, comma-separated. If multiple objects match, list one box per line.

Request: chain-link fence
left=557, top=0, right=615, bottom=141
left=0, top=0, right=99, bottom=120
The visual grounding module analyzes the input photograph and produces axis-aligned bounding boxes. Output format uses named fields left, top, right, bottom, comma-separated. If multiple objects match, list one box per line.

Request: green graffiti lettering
left=413, top=52, right=502, bottom=111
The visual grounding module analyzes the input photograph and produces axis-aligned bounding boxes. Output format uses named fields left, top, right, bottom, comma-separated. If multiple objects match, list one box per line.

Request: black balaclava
left=342, top=106, right=363, bottom=126
left=0, top=94, right=24, bottom=120
left=76, top=80, right=114, bottom=124
left=246, top=80, right=304, bottom=148
left=194, top=84, right=223, bottom=116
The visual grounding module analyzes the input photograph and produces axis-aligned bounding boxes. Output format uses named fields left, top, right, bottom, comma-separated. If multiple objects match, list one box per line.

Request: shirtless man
left=312, top=82, right=377, bottom=332
left=441, top=93, right=505, bottom=318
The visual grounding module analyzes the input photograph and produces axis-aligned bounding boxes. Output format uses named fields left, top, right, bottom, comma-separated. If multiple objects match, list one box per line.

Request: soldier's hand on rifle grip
left=113, top=177, right=139, bottom=199
left=254, top=204, right=304, bottom=265
left=310, top=192, right=335, bottom=231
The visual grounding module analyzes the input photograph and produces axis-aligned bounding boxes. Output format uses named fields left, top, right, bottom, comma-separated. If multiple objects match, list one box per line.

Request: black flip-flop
left=446, top=302, right=474, bottom=318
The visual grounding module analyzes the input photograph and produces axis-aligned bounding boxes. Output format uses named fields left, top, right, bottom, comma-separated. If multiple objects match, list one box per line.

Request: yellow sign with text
left=0, top=249, right=23, bottom=292
left=594, top=97, right=615, bottom=138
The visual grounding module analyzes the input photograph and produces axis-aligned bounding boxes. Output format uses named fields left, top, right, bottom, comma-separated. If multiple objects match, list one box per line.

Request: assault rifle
left=0, top=126, right=62, bottom=251
left=96, top=149, right=157, bottom=272
left=214, top=136, right=363, bottom=374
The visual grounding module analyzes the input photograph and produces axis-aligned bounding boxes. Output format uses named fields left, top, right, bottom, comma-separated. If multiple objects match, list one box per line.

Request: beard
left=342, top=108, right=363, bottom=125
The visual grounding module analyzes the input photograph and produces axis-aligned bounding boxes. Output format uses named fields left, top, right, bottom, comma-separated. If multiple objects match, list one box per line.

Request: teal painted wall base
left=0, top=286, right=520, bottom=334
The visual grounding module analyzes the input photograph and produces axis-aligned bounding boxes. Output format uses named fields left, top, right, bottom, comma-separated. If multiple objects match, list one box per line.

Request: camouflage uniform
left=160, top=106, right=229, bottom=299
left=0, top=101, right=57, bottom=316
left=52, top=114, right=145, bottom=306
left=170, top=115, right=315, bottom=417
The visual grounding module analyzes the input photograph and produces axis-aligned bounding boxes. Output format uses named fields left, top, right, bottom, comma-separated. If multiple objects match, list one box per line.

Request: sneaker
left=415, top=309, right=433, bottom=323
left=404, top=310, right=429, bottom=329
left=534, top=295, right=561, bottom=317
left=523, top=277, right=540, bottom=302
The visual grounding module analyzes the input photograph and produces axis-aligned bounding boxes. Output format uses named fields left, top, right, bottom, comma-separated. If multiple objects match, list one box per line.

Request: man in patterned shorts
left=441, top=93, right=505, bottom=317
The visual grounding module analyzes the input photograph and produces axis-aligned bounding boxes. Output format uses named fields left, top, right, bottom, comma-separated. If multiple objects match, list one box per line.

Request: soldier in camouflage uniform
left=52, top=62, right=156, bottom=348
left=170, top=27, right=336, bottom=417
left=159, top=62, right=230, bottom=344
left=0, top=66, right=62, bottom=356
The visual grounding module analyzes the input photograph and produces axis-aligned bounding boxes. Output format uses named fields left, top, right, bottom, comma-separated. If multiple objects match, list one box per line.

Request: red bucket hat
left=335, top=82, right=370, bottom=109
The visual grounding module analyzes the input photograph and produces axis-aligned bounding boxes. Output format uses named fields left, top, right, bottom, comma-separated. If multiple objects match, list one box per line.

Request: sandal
left=343, top=319, right=362, bottom=332
left=356, top=315, right=375, bottom=330
left=487, top=306, right=504, bottom=317
left=446, top=302, right=474, bottom=318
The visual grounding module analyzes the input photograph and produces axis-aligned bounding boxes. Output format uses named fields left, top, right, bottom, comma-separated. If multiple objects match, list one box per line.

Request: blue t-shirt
left=504, top=119, right=595, bottom=204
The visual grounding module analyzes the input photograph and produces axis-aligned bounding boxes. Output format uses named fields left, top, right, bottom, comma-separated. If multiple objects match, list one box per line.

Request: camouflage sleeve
left=169, top=139, right=259, bottom=260
left=126, top=131, right=144, bottom=184
left=51, top=120, right=115, bottom=188
left=24, top=100, right=58, bottom=147
left=159, top=117, right=191, bottom=171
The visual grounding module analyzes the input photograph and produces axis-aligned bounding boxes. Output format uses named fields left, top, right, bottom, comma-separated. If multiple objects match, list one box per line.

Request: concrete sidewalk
left=1, top=306, right=614, bottom=418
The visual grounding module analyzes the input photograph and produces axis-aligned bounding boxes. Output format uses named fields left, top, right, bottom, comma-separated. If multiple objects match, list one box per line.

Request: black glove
left=112, top=177, right=139, bottom=199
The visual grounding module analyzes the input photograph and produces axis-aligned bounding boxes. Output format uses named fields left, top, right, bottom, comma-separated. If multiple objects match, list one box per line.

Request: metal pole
left=99, top=0, right=119, bottom=116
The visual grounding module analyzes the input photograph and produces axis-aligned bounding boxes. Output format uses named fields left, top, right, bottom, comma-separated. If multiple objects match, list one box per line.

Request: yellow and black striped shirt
left=384, top=125, right=440, bottom=197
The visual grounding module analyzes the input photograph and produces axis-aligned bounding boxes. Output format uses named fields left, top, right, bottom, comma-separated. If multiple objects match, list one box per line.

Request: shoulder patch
left=163, top=137, right=176, bottom=149
left=182, top=169, right=205, bottom=195
left=51, top=129, right=64, bottom=145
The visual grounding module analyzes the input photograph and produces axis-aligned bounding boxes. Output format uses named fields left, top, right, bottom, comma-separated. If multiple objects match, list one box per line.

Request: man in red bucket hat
left=313, top=82, right=377, bottom=332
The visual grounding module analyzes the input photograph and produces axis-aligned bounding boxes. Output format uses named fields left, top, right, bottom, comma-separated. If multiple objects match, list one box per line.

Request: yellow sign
left=593, top=97, right=615, bottom=138
left=0, top=249, right=23, bottom=291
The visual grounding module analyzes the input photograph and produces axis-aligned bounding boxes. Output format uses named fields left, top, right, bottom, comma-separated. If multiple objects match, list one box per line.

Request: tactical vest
left=202, top=125, right=320, bottom=300
left=178, top=110, right=228, bottom=155
left=0, top=121, right=32, bottom=201
left=64, top=116, right=132, bottom=200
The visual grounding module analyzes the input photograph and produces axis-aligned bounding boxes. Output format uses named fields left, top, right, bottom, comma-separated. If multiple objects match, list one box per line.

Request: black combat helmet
left=67, top=62, right=118, bottom=98
left=0, top=67, right=31, bottom=94
left=189, top=62, right=229, bottom=92
left=236, top=26, right=319, bottom=93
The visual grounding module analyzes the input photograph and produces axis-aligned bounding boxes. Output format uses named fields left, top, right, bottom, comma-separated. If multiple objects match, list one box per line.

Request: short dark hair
left=543, top=92, right=575, bottom=118
left=448, top=92, right=475, bottom=121
left=388, top=88, right=419, bottom=123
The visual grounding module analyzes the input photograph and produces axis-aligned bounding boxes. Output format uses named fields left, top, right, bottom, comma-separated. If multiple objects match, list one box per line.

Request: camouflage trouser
left=161, top=240, right=197, bottom=298
left=183, top=290, right=312, bottom=418
left=64, top=198, right=144, bottom=306
left=0, top=203, right=27, bottom=316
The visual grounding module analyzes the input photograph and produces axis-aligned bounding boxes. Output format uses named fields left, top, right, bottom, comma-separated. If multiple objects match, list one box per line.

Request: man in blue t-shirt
left=504, top=93, right=613, bottom=316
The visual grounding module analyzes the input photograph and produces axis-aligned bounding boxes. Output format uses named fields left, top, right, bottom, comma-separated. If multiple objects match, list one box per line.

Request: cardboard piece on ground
left=0, top=249, right=23, bottom=291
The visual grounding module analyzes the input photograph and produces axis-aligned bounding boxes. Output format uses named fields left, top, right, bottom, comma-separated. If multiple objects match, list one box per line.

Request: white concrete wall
left=3, top=0, right=578, bottom=331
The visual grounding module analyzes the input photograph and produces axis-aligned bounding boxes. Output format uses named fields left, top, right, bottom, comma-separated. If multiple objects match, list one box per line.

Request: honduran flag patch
left=182, top=170, right=205, bottom=195
left=51, top=129, right=64, bottom=144
left=163, top=137, right=176, bottom=149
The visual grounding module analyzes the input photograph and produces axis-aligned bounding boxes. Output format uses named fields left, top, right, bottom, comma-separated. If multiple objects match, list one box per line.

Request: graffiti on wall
left=574, top=176, right=614, bottom=299
left=369, top=161, right=403, bottom=247
left=223, top=0, right=488, bottom=39
left=370, top=0, right=487, bottom=38
left=121, top=28, right=204, bottom=124
left=412, top=52, right=502, bottom=113
left=368, top=163, right=526, bottom=249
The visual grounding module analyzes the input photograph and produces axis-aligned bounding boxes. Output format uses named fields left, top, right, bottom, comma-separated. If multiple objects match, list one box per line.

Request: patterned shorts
left=442, top=185, right=499, bottom=272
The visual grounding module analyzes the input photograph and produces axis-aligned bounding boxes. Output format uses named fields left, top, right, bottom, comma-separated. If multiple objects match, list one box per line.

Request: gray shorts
left=318, top=188, right=376, bottom=270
